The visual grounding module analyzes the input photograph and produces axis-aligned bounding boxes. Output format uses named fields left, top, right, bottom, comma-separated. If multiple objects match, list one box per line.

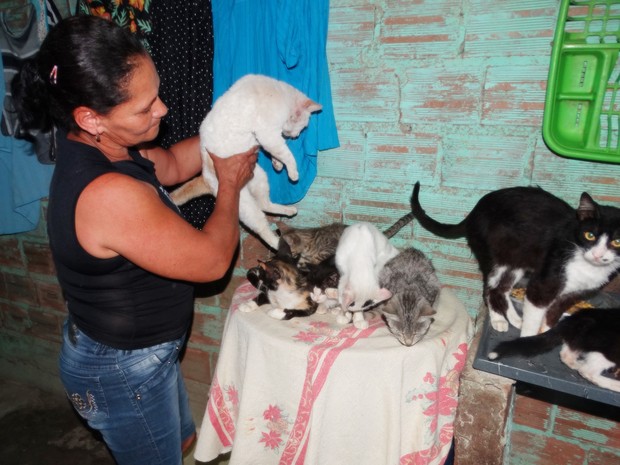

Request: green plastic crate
left=543, top=0, right=620, bottom=164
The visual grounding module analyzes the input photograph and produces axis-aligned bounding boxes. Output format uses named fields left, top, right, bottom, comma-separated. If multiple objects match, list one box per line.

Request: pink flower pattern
left=400, top=343, right=470, bottom=464
left=292, top=321, right=339, bottom=344
left=258, top=404, right=291, bottom=453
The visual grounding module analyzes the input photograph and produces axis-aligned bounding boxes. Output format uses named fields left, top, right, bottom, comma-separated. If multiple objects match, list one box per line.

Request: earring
left=95, top=133, right=101, bottom=143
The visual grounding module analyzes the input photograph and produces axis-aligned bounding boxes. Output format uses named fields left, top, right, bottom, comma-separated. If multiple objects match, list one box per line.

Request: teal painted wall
left=272, top=0, right=620, bottom=317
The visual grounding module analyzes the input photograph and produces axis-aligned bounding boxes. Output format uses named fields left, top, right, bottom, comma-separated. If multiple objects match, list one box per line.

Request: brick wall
left=508, top=386, right=620, bottom=465
left=1, top=1, right=620, bottom=463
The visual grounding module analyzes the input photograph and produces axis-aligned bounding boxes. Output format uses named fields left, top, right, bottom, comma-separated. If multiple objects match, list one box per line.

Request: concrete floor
left=0, top=378, right=229, bottom=465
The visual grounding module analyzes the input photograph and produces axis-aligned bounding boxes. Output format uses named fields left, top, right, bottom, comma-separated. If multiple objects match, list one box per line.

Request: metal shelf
left=473, top=294, right=620, bottom=407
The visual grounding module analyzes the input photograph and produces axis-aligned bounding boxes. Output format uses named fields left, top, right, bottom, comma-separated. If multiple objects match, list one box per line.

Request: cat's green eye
left=611, top=239, right=620, bottom=248
left=583, top=231, right=596, bottom=241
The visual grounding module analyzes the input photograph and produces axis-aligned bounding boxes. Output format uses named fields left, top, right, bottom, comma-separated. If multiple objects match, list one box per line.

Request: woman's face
left=100, top=55, right=168, bottom=147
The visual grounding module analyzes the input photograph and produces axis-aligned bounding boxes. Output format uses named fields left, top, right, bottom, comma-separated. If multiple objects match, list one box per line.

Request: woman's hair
left=11, top=15, right=148, bottom=133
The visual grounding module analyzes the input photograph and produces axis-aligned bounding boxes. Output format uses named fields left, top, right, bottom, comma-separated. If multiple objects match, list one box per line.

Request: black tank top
left=48, top=133, right=194, bottom=349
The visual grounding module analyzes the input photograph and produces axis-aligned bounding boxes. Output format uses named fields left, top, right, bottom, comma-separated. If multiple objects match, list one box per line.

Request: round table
left=195, top=281, right=473, bottom=465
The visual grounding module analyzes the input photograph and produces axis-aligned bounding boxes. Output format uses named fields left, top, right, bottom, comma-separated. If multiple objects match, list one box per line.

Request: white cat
left=170, top=74, right=322, bottom=250
left=334, top=222, right=399, bottom=329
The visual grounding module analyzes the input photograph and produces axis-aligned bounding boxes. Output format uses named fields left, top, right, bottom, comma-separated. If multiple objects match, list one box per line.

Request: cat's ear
left=381, top=308, right=399, bottom=320
left=375, top=288, right=393, bottom=303
left=341, top=288, right=355, bottom=309
left=577, top=192, right=599, bottom=221
left=276, top=238, right=293, bottom=258
left=303, top=99, right=322, bottom=114
left=420, top=304, right=437, bottom=318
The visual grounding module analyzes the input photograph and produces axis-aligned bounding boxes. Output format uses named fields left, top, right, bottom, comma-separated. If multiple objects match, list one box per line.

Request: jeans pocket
left=60, top=371, right=109, bottom=423
left=121, top=340, right=182, bottom=400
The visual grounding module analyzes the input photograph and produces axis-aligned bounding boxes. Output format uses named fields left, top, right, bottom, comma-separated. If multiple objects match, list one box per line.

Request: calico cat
left=377, top=247, right=440, bottom=346
left=334, top=222, right=400, bottom=329
left=488, top=308, right=620, bottom=392
left=240, top=241, right=339, bottom=320
left=242, top=211, right=414, bottom=320
left=411, top=182, right=620, bottom=336
left=171, top=74, right=322, bottom=250
left=278, top=211, right=414, bottom=270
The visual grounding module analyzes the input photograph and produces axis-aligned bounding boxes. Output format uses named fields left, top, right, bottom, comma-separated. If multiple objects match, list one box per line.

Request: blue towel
left=211, top=0, right=339, bottom=205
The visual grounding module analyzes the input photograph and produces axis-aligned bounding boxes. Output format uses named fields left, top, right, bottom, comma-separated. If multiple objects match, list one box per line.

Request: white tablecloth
left=195, top=281, right=474, bottom=465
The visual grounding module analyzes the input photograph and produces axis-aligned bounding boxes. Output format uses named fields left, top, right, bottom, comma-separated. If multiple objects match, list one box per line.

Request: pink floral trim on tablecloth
left=279, top=318, right=385, bottom=465
left=399, top=342, right=469, bottom=465
left=206, top=375, right=238, bottom=448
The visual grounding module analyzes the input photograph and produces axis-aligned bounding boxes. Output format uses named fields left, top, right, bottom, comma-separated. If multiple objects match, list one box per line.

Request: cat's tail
left=487, top=328, right=563, bottom=360
left=383, top=211, right=414, bottom=238
left=410, top=182, right=467, bottom=239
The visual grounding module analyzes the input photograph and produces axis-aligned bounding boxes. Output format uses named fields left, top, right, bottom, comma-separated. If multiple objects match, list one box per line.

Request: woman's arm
left=139, top=135, right=203, bottom=187
left=75, top=150, right=257, bottom=282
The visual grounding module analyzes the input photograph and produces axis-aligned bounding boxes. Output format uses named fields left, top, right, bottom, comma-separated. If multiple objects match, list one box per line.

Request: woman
left=11, top=15, right=257, bottom=465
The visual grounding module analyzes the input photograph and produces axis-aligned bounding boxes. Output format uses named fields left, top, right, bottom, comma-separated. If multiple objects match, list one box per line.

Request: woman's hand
left=210, top=146, right=258, bottom=191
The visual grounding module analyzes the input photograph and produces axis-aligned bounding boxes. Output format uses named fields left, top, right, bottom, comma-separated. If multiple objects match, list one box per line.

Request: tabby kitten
left=488, top=308, right=620, bottom=392
left=377, top=247, right=440, bottom=346
left=411, top=182, right=620, bottom=336
left=279, top=211, right=414, bottom=270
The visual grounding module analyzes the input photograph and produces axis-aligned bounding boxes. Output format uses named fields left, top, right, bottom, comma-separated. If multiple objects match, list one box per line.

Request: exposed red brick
left=26, top=308, right=63, bottom=343
left=4, top=273, right=39, bottom=307
left=508, top=430, right=586, bottom=465
left=0, top=238, right=23, bottom=268
left=181, top=347, right=212, bottom=384
left=553, top=405, right=620, bottom=449
left=512, top=393, right=552, bottom=432
left=587, top=447, right=620, bottom=465
left=34, top=279, right=65, bottom=312
left=22, top=241, right=56, bottom=275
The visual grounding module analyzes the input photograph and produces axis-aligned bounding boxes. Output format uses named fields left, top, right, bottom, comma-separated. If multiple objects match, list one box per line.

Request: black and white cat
left=411, top=182, right=620, bottom=336
left=488, top=308, right=620, bottom=392
left=377, top=247, right=441, bottom=346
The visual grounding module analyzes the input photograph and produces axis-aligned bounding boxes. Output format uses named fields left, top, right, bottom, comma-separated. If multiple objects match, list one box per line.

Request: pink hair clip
left=49, top=65, right=58, bottom=85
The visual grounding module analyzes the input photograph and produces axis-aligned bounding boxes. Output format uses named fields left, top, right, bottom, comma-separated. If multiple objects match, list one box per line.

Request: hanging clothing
left=149, top=0, right=216, bottom=229
left=0, top=0, right=54, bottom=234
left=1, top=2, right=55, bottom=163
left=79, top=0, right=217, bottom=229
left=76, top=0, right=153, bottom=52
left=211, top=0, right=339, bottom=205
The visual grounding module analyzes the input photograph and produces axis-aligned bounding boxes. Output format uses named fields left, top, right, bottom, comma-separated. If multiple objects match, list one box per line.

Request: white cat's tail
left=170, top=176, right=213, bottom=206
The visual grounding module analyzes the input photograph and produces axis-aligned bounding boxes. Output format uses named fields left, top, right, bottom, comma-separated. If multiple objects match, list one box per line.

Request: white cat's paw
left=287, top=168, right=299, bottom=182
left=316, top=304, right=328, bottom=315
left=324, top=288, right=338, bottom=300
left=330, top=306, right=342, bottom=316
left=354, top=319, right=369, bottom=330
left=490, top=316, right=509, bottom=332
left=268, top=308, right=287, bottom=320
left=282, top=206, right=297, bottom=217
left=239, top=301, right=259, bottom=313
left=272, top=159, right=284, bottom=171
left=336, top=311, right=352, bottom=325
left=311, top=287, right=326, bottom=303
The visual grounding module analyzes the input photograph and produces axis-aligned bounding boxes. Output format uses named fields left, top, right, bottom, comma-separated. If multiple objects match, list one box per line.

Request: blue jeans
left=58, top=318, right=195, bottom=465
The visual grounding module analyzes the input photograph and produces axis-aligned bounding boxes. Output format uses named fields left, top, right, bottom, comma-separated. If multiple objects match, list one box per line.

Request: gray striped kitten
left=279, top=211, right=414, bottom=271
left=378, top=248, right=440, bottom=346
